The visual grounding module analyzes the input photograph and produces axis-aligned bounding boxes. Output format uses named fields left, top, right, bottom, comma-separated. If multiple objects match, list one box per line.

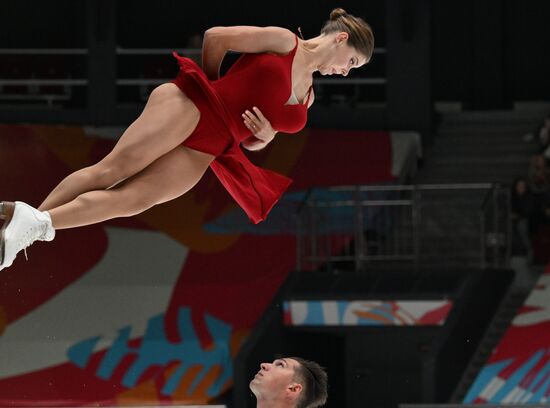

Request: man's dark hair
left=290, top=357, right=328, bottom=408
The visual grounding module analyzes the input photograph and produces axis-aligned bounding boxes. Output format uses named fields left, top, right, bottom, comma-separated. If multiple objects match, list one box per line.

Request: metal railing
left=0, top=48, right=87, bottom=106
left=115, top=47, right=387, bottom=83
left=0, top=47, right=387, bottom=105
left=296, top=185, right=415, bottom=272
left=296, top=183, right=511, bottom=272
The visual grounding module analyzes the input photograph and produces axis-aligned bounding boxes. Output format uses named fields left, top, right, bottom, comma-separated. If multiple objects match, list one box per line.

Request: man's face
left=249, top=358, right=303, bottom=401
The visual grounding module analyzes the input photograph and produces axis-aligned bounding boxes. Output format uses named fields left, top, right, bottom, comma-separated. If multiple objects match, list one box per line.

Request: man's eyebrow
left=281, top=358, right=288, bottom=367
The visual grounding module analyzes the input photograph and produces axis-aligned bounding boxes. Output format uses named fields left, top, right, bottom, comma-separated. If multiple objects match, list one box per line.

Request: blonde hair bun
left=330, top=8, right=347, bottom=21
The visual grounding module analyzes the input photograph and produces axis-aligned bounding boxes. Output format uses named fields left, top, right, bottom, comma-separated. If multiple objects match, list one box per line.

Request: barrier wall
left=0, top=124, right=403, bottom=405
left=465, top=264, right=550, bottom=404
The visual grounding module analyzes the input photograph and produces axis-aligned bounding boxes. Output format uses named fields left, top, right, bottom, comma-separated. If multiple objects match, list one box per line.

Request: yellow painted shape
left=169, top=363, right=230, bottom=403
left=115, top=379, right=159, bottom=405
left=354, top=310, right=393, bottom=324
left=137, top=194, right=240, bottom=253
left=261, top=129, right=309, bottom=174
left=230, top=329, right=249, bottom=356
left=33, top=125, right=97, bottom=171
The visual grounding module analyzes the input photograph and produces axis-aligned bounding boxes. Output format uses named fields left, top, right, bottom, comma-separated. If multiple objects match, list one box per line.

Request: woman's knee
left=68, top=164, right=118, bottom=190
left=75, top=188, right=151, bottom=218
left=90, top=158, right=140, bottom=188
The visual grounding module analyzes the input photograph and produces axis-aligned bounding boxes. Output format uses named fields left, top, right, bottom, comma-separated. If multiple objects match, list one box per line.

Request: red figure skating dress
left=171, top=35, right=312, bottom=224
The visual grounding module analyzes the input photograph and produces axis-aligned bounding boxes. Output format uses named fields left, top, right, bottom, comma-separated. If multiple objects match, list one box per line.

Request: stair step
left=418, top=259, right=480, bottom=265
left=415, top=176, right=519, bottom=184
left=420, top=239, right=480, bottom=244
left=438, top=126, right=533, bottom=135
left=440, top=110, right=544, bottom=126
left=422, top=160, right=526, bottom=169
left=417, top=110, right=537, bottom=189
left=422, top=160, right=528, bottom=170
left=430, top=144, right=536, bottom=159
left=418, top=197, right=486, bottom=203
left=417, top=256, right=480, bottom=261
left=433, top=139, right=522, bottom=151
left=440, top=114, right=540, bottom=124
left=429, top=142, right=533, bottom=154
left=419, top=250, right=480, bottom=255
left=426, top=155, right=531, bottom=166
left=420, top=251, right=480, bottom=257
left=415, top=170, right=525, bottom=181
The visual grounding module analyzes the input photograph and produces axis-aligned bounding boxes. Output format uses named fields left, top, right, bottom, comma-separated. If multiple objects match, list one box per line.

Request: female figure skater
left=0, top=8, right=374, bottom=269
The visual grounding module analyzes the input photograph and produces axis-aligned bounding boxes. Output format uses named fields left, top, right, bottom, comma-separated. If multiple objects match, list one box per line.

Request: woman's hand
left=242, top=107, right=276, bottom=144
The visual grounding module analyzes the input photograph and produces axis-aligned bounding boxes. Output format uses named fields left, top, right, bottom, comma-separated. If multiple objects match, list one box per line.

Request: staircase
left=416, top=109, right=543, bottom=185
left=407, top=108, right=544, bottom=268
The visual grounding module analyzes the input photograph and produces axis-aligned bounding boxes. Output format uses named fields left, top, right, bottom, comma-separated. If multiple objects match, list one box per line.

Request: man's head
left=249, top=357, right=328, bottom=407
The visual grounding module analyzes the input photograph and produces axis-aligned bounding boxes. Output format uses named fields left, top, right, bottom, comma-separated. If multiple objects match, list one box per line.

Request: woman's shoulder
left=205, top=26, right=296, bottom=55
left=261, top=27, right=297, bottom=54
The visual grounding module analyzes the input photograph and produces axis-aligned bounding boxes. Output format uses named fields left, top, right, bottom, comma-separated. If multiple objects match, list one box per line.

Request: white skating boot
left=0, top=201, right=55, bottom=270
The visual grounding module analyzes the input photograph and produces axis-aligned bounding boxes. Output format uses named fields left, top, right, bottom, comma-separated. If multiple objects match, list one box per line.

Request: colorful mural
left=283, top=300, right=452, bottom=326
left=0, top=124, right=397, bottom=405
left=465, top=264, right=550, bottom=404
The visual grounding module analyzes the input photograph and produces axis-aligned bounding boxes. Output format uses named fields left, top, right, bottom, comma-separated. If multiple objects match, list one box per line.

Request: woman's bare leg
left=38, top=83, right=201, bottom=212
left=47, top=145, right=214, bottom=230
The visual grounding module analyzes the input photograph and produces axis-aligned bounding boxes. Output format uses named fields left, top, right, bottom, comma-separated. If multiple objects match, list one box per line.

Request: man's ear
left=288, top=382, right=303, bottom=395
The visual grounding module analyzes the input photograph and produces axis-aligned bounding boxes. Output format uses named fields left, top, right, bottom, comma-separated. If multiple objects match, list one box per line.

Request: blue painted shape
left=192, top=313, right=232, bottom=396
left=490, top=350, right=545, bottom=403
left=204, top=188, right=393, bottom=235
left=160, top=309, right=232, bottom=396
left=121, top=315, right=167, bottom=387
left=303, top=301, right=324, bottom=325
left=527, top=356, right=550, bottom=396
left=530, top=371, right=550, bottom=402
left=337, top=301, right=348, bottom=321
left=68, top=307, right=234, bottom=398
left=282, top=302, right=290, bottom=314
left=67, top=336, right=100, bottom=368
left=97, top=326, right=132, bottom=380
left=463, top=359, right=512, bottom=403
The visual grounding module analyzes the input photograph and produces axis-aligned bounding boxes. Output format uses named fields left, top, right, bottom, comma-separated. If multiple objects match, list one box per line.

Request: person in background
left=510, top=177, right=536, bottom=261
left=536, top=113, right=550, bottom=157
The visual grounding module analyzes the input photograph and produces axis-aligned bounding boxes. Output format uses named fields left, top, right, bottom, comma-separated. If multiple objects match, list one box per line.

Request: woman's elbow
left=203, top=29, right=213, bottom=42
left=204, top=27, right=224, bottom=38
left=242, top=138, right=266, bottom=151
left=203, top=27, right=228, bottom=50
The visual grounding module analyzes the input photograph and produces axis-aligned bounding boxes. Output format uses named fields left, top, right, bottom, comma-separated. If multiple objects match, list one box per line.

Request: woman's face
left=319, top=32, right=367, bottom=76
